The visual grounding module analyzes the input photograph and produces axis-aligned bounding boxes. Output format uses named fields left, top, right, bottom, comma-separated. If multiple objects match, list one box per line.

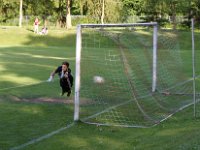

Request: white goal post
left=74, top=22, right=158, bottom=122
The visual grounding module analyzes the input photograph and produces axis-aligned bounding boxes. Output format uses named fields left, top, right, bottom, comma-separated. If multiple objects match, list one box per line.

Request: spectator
left=39, top=27, right=48, bottom=35
left=34, top=17, right=39, bottom=34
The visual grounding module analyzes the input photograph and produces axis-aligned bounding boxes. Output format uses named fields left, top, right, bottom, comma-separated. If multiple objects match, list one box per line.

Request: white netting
left=76, top=24, right=199, bottom=127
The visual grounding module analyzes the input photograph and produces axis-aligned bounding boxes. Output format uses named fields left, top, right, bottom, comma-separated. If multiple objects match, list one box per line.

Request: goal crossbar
left=79, top=22, right=158, bottom=28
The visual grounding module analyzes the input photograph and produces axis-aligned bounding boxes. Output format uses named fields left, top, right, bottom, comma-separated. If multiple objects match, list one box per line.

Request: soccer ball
left=93, top=76, right=105, bottom=84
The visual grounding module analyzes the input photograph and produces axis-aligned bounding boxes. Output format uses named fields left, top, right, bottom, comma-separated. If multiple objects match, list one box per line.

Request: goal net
left=74, top=23, right=197, bottom=128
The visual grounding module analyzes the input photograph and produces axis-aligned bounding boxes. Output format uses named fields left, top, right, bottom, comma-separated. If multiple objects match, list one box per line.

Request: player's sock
left=61, top=89, right=66, bottom=96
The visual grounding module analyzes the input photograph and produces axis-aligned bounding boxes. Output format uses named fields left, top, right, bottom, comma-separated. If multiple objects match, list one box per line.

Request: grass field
left=1, top=26, right=200, bottom=150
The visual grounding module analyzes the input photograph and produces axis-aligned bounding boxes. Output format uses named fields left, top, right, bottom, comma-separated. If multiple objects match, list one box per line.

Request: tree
left=189, top=0, right=200, bottom=24
left=101, top=0, right=105, bottom=24
left=73, top=0, right=87, bottom=15
left=19, top=0, right=23, bottom=27
left=122, top=0, right=144, bottom=15
left=66, top=0, right=71, bottom=29
left=54, top=0, right=72, bottom=28
left=84, top=0, right=122, bottom=23
left=22, top=0, right=54, bottom=27
left=55, top=0, right=65, bottom=27
left=1, top=1, right=20, bottom=24
left=164, top=0, right=178, bottom=30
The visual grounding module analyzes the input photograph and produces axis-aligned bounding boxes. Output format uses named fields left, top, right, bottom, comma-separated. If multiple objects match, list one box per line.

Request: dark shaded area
left=23, top=30, right=76, bottom=48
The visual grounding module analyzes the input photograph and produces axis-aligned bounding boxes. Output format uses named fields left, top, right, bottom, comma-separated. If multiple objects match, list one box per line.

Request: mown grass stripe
left=10, top=122, right=75, bottom=150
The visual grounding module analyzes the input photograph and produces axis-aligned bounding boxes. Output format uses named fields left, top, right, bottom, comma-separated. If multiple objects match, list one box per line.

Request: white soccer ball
left=93, top=76, right=105, bottom=84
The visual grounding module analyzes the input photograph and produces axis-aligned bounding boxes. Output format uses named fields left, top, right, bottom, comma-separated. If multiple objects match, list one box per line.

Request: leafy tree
left=0, top=0, right=19, bottom=23
left=122, top=0, right=144, bottom=17
left=83, top=0, right=122, bottom=23
left=104, top=0, right=122, bottom=23
left=190, top=0, right=200, bottom=24
left=72, top=0, right=88, bottom=15
left=1, top=0, right=200, bottom=29
left=163, top=0, right=178, bottom=29
left=53, top=0, right=72, bottom=28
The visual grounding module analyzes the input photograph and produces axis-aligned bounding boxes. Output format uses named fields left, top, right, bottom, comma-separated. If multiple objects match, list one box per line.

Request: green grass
left=0, top=27, right=76, bottom=149
left=1, top=26, right=200, bottom=150
left=23, top=109, right=200, bottom=150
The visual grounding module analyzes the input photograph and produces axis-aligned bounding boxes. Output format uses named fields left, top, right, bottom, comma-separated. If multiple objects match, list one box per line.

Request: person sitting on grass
left=39, top=27, right=48, bottom=35
left=48, top=61, right=73, bottom=97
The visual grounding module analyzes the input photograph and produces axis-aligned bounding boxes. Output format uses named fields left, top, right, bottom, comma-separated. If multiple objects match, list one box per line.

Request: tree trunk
left=80, top=0, right=83, bottom=15
left=101, top=0, right=105, bottom=24
left=172, top=3, right=176, bottom=30
left=44, top=19, right=48, bottom=28
left=19, top=0, right=23, bottom=27
left=57, top=0, right=63, bottom=28
left=66, top=0, right=72, bottom=29
left=172, top=14, right=176, bottom=30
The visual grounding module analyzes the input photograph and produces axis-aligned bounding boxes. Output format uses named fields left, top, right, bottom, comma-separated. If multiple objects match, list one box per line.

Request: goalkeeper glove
left=47, top=76, right=53, bottom=82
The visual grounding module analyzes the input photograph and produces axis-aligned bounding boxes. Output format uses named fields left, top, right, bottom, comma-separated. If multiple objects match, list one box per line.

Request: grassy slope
left=0, top=27, right=200, bottom=150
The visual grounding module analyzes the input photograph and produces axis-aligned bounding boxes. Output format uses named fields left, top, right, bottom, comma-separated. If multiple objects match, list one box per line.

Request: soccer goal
left=74, top=22, right=197, bottom=128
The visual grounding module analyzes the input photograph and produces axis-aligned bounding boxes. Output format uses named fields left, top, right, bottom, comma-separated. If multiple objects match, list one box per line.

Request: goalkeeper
left=48, top=61, right=73, bottom=96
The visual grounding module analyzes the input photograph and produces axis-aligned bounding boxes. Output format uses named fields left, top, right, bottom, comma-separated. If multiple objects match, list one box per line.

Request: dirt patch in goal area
left=9, top=96, right=73, bottom=104
left=8, top=95, right=93, bottom=105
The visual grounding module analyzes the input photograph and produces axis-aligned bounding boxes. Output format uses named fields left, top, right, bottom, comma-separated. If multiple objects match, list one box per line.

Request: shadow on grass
left=26, top=28, right=34, bottom=33
left=23, top=29, right=76, bottom=48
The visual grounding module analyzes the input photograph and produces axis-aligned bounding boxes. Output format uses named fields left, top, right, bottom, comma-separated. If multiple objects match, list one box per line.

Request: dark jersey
left=55, top=66, right=73, bottom=88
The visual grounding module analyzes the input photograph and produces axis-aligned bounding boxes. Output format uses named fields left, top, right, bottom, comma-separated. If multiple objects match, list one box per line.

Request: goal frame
left=74, top=23, right=158, bottom=121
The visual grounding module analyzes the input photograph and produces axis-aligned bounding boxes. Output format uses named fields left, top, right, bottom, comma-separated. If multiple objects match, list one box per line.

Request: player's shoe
left=67, top=91, right=71, bottom=97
